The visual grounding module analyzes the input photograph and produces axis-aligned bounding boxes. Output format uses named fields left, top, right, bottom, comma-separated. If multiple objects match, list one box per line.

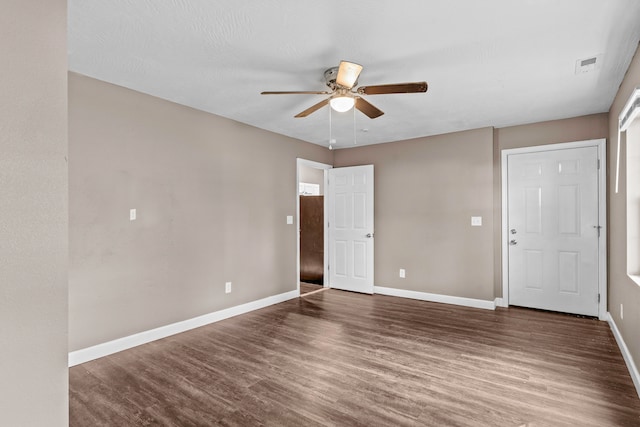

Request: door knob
left=509, top=239, right=518, bottom=245
left=366, top=233, right=374, bottom=238
left=510, top=229, right=517, bottom=234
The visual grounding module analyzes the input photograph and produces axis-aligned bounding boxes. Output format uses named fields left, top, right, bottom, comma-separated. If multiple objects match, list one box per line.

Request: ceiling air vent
left=575, top=54, right=602, bottom=74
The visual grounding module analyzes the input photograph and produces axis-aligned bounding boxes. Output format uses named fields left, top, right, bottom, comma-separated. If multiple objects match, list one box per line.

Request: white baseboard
left=374, top=286, right=496, bottom=310
left=607, top=312, right=640, bottom=398
left=494, top=297, right=506, bottom=308
left=68, top=290, right=299, bottom=367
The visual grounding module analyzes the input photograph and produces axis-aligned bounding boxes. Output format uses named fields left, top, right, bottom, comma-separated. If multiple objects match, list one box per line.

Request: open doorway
left=297, top=159, right=331, bottom=296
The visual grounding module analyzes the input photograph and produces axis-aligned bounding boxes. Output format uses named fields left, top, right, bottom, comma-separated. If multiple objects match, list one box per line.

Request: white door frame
left=296, top=158, right=332, bottom=294
left=501, top=139, right=607, bottom=320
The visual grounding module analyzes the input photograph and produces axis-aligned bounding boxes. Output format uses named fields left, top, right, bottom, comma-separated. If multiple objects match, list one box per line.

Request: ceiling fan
left=261, top=60, right=428, bottom=119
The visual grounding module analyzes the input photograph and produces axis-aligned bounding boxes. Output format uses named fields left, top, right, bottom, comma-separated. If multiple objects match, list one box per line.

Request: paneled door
left=506, top=146, right=600, bottom=316
left=328, top=165, right=374, bottom=294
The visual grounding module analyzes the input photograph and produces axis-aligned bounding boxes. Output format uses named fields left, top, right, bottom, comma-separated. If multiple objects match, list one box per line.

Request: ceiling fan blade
left=357, top=82, right=428, bottom=95
left=261, top=90, right=332, bottom=95
left=295, top=98, right=330, bottom=118
left=355, top=97, right=384, bottom=119
left=336, top=61, right=363, bottom=89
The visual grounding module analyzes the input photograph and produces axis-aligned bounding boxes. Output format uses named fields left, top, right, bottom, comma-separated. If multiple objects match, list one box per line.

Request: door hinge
left=598, top=293, right=601, bottom=303
left=593, top=225, right=602, bottom=237
left=597, top=159, right=600, bottom=170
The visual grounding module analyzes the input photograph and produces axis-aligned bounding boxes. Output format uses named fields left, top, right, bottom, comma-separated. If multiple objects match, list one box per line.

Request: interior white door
left=328, top=165, right=374, bottom=294
left=507, top=147, right=600, bottom=316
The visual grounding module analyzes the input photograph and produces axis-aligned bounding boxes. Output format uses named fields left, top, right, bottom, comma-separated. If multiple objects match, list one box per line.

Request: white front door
left=506, top=146, right=600, bottom=316
left=328, top=165, right=374, bottom=294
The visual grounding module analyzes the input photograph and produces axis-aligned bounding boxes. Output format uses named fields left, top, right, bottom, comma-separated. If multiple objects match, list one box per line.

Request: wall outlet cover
left=471, top=216, right=482, bottom=226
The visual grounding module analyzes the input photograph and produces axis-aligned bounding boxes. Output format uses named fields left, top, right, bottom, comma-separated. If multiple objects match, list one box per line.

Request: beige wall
left=494, top=114, right=609, bottom=296
left=69, top=73, right=332, bottom=351
left=0, top=0, right=68, bottom=424
left=299, top=164, right=325, bottom=194
left=334, top=128, right=496, bottom=300
left=608, top=44, right=640, bottom=372
left=496, top=113, right=609, bottom=150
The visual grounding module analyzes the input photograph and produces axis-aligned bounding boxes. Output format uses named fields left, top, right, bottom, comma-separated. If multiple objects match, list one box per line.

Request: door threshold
left=300, top=287, right=329, bottom=297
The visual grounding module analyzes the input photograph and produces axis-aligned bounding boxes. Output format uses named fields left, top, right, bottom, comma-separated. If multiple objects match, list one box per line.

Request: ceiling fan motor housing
left=324, top=66, right=358, bottom=90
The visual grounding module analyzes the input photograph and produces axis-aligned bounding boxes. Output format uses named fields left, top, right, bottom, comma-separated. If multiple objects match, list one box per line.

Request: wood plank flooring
left=69, top=290, right=640, bottom=426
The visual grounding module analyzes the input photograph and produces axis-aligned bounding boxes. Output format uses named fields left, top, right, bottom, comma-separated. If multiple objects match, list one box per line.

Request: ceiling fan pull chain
left=328, top=106, right=333, bottom=150
left=353, top=105, right=357, bottom=145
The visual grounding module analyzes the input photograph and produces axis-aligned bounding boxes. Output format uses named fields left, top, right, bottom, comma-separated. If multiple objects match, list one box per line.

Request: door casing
left=500, top=139, right=607, bottom=320
left=296, top=158, right=332, bottom=294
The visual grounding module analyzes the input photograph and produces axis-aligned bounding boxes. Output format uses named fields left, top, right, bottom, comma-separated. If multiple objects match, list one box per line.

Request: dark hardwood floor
left=69, top=290, right=640, bottom=426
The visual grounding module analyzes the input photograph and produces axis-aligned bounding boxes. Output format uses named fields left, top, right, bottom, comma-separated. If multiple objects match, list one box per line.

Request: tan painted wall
left=299, top=164, right=325, bottom=194
left=69, top=73, right=332, bottom=351
left=496, top=113, right=609, bottom=150
left=333, top=128, right=495, bottom=301
left=494, top=114, right=609, bottom=296
left=608, top=44, right=640, bottom=372
left=0, top=0, right=68, bottom=424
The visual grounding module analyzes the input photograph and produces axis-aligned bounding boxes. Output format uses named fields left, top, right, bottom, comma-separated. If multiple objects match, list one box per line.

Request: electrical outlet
left=225, top=282, right=232, bottom=294
left=621, top=303, right=624, bottom=320
left=399, top=268, right=406, bottom=278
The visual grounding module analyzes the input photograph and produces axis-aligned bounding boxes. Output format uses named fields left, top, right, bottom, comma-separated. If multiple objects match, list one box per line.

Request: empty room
left=3, top=0, right=640, bottom=425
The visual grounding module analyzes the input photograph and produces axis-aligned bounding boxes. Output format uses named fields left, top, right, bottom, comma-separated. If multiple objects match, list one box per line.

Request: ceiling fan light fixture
left=329, top=96, right=355, bottom=112
left=261, top=60, right=427, bottom=119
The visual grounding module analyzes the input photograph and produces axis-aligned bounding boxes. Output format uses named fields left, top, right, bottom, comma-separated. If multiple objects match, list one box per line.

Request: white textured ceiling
left=68, top=0, right=640, bottom=148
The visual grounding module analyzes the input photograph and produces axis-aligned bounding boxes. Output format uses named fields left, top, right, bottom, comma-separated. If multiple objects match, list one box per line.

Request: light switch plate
left=286, top=215, right=293, bottom=225
left=130, top=208, right=137, bottom=221
left=471, top=216, right=482, bottom=226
